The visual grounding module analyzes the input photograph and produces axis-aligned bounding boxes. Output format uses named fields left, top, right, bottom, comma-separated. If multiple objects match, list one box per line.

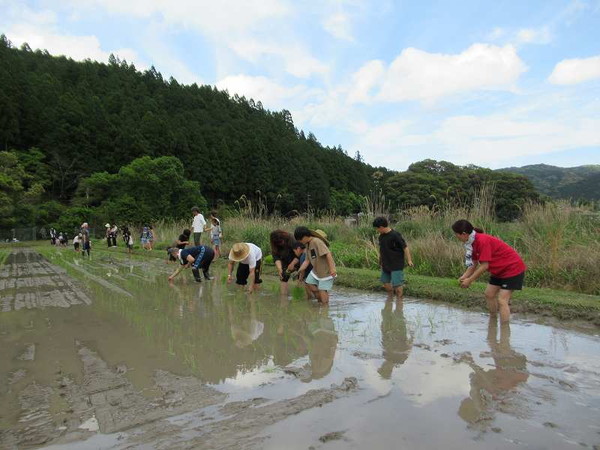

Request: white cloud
left=356, top=44, right=527, bottom=103
left=487, top=26, right=552, bottom=45
left=71, top=0, right=291, bottom=35
left=229, top=39, right=329, bottom=78
left=347, top=60, right=385, bottom=104
left=355, top=112, right=600, bottom=169
left=215, top=74, right=315, bottom=110
left=66, top=0, right=328, bottom=79
left=323, top=12, right=354, bottom=41
left=548, top=55, right=600, bottom=85
left=515, top=26, right=552, bottom=44
left=6, top=23, right=142, bottom=66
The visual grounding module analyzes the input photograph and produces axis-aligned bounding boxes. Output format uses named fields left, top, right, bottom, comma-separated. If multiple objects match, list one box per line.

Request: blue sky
left=2, top=0, right=599, bottom=170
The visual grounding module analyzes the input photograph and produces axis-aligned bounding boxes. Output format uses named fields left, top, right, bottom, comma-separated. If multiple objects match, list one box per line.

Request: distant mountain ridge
left=499, top=164, right=600, bottom=201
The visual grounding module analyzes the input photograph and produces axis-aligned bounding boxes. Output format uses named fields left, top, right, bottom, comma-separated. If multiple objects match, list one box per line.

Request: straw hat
left=229, top=243, right=250, bottom=262
left=105, top=223, right=111, bottom=228
left=310, top=229, right=329, bottom=246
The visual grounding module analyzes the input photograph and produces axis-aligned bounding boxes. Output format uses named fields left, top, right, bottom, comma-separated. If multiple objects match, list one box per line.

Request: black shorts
left=236, top=259, right=263, bottom=286
left=489, top=271, right=525, bottom=290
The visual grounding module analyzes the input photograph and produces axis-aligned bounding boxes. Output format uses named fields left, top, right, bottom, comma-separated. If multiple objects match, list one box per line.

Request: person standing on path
left=373, top=217, right=414, bottom=302
left=122, top=226, right=134, bottom=254
left=452, top=219, right=526, bottom=323
left=191, top=206, right=206, bottom=246
left=227, top=243, right=263, bottom=293
left=294, top=227, right=336, bottom=305
left=81, top=223, right=91, bottom=257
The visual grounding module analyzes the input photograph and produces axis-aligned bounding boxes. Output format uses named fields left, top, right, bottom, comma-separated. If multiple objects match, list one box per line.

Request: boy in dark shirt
left=169, top=229, right=191, bottom=262
left=373, top=217, right=413, bottom=302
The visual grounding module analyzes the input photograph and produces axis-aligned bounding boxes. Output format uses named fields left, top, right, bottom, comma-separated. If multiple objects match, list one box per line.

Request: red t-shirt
left=472, top=233, right=526, bottom=278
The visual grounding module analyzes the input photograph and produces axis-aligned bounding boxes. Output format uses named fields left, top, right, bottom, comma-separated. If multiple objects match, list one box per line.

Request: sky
left=1, top=0, right=600, bottom=171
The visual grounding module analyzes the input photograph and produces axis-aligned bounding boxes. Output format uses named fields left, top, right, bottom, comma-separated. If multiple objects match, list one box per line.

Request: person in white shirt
left=191, top=206, right=207, bottom=245
left=227, top=243, right=263, bottom=293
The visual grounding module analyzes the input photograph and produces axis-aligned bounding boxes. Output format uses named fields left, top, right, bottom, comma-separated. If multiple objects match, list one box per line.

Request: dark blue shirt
left=180, top=246, right=209, bottom=265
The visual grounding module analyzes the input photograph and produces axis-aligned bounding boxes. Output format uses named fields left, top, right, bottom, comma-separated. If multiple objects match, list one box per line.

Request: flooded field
left=1, top=249, right=599, bottom=449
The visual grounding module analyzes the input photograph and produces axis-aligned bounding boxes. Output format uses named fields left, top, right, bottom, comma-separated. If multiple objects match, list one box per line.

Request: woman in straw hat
left=228, top=242, right=263, bottom=293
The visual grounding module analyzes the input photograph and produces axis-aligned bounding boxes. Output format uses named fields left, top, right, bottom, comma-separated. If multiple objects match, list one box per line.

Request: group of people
left=66, top=204, right=526, bottom=323
left=49, top=228, right=69, bottom=247
left=169, top=210, right=527, bottom=323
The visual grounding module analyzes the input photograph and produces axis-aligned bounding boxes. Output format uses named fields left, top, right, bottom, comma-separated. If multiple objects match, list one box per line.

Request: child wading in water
left=373, top=216, right=413, bottom=302
left=452, top=220, right=526, bottom=323
left=294, top=227, right=336, bottom=305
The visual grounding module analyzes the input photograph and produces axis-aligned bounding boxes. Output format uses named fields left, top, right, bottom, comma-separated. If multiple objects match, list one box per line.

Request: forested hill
left=499, top=164, right=600, bottom=201
left=0, top=36, right=375, bottom=212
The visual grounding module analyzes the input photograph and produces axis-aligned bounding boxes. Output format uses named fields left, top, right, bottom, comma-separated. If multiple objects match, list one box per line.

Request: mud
left=0, top=250, right=91, bottom=311
left=1, top=248, right=599, bottom=449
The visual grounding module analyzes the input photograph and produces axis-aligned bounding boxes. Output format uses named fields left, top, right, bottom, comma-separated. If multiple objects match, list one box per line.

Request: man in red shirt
left=452, top=220, right=526, bottom=323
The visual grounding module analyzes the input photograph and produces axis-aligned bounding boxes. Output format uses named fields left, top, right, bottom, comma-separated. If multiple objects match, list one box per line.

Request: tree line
left=0, top=36, right=539, bottom=232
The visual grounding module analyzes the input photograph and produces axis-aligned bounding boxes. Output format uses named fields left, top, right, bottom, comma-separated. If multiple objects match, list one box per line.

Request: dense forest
left=0, top=36, right=540, bottom=232
left=500, top=164, right=600, bottom=201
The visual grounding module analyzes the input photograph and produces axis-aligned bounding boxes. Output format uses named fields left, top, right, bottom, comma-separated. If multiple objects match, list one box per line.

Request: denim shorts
left=380, top=270, right=405, bottom=287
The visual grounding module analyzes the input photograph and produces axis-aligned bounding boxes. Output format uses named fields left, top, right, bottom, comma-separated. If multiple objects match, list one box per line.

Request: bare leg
left=497, top=289, right=512, bottom=323
left=307, top=284, right=319, bottom=301
left=319, top=290, right=329, bottom=305
left=280, top=281, right=289, bottom=296
left=394, top=285, right=404, bottom=303
left=485, top=284, right=501, bottom=316
left=383, top=283, right=393, bottom=301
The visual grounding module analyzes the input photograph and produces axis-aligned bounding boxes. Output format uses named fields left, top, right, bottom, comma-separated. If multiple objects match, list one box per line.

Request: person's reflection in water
left=378, top=300, right=412, bottom=379
left=306, top=309, right=338, bottom=379
left=228, top=300, right=264, bottom=348
left=458, top=318, right=529, bottom=426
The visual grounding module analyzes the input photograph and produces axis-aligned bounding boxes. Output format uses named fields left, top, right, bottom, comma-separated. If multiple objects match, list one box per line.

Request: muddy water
left=0, top=249, right=599, bottom=449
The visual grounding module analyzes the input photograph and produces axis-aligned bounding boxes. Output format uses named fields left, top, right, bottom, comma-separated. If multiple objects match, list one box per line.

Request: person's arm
left=404, top=246, right=414, bottom=267
left=460, top=262, right=489, bottom=288
left=297, top=258, right=309, bottom=281
left=459, top=265, right=476, bottom=282
left=168, top=264, right=187, bottom=281
left=227, top=261, right=235, bottom=283
left=326, top=252, right=336, bottom=277
left=275, top=259, right=283, bottom=279
left=287, top=257, right=299, bottom=272
left=247, top=268, right=256, bottom=293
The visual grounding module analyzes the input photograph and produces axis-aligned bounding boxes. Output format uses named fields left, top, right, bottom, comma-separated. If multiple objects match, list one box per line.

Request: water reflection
left=458, top=318, right=529, bottom=425
left=63, top=254, right=342, bottom=384
left=378, top=300, right=412, bottom=379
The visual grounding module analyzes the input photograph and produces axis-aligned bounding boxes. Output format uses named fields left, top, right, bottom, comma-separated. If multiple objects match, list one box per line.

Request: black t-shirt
left=379, top=229, right=407, bottom=271
left=273, top=246, right=295, bottom=267
left=176, top=234, right=189, bottom=250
